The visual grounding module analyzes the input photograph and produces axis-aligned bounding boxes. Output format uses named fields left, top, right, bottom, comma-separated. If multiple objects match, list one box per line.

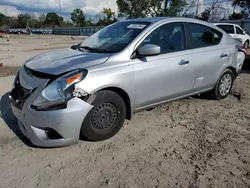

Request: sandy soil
left=0, top=35, right=83, bottom=67
left=0, top=35, right=250, bottom=188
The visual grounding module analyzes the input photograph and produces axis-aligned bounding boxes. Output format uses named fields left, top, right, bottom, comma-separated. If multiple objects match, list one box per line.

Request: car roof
left=214, top=23, right=236, bottom=26
left=126, top=17, right=170, bottom=23
left=122, top=17, right=214, bottom=25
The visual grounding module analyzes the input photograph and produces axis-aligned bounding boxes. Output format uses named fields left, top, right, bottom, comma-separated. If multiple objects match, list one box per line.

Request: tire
left=244, top=41, right=249, bottom=49
left=210, top=69, right=234, bottom=100
left=80, top=90, right=126, bottom=141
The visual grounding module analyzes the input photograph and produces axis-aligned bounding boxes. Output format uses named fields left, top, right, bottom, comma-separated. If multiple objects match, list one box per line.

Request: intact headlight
left=32, top=69, right=88, bottom=110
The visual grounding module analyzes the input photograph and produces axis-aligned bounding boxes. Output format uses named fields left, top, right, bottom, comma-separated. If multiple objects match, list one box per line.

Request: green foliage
left=0, top=13, right=7, bottom=26
left=17, top=14, right=31, bottom=28
left=0, top=12, right=65, bottom=29
left=45, top=12, right=64, bottom=27
left=117, top=0, right=150, bottom=18
left=60, top=21, right=75, bottom=28
left=96, top=8, right=116, bottom=26
left=200, top=9, right=210, bottom=21
left=103, top=8, right=116, bottom=20
left=85, top=19, right=94, bottom=26
left=116, top=0, right=186, bottom=18
left=229, top=12, right=245, bottom=20
left=38, top=14, right=46, bottom=23
left=152, top=0, right=186, bottom=16
left=71, top=8, right=86, bottom=27
left=233, top=0, right=250, bottom=9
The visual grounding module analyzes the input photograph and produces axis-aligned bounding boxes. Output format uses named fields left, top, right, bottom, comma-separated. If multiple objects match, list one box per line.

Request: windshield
left=80, top=21, right=150, bottom=53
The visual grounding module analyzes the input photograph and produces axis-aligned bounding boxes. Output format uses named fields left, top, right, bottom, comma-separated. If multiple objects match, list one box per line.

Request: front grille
left=10, top=75, right=34, bottom=109
left=18, top=83, right=31, bottom=99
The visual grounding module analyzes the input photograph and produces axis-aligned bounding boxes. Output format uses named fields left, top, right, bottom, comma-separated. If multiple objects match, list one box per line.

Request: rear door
left=186, top=22, right=226, bottom=90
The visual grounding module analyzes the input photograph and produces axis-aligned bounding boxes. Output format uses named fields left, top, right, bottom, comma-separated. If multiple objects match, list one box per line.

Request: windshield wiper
left=79, top=46, right=101, bottom=53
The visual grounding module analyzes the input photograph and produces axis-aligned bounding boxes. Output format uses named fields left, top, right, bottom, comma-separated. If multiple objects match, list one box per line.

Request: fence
left=8, top=28, right=53, bottom=34
left=8, top=26, right=105, bottom=36
left=52, top=26, right=104, bottom=36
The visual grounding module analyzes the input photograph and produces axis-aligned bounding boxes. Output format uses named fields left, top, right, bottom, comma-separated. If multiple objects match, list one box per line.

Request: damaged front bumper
left=9, top=66, right=93, bottom=147
left=11, top=98, right=93, bottom=147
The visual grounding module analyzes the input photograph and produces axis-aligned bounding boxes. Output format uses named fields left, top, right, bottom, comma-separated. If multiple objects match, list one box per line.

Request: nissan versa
left=10, top=17, right=245, bottom=147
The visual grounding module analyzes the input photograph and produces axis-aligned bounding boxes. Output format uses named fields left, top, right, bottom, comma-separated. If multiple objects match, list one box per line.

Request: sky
left=0, top=0, right=235, bottom=20
left=0, top=0, right=118, bottom=19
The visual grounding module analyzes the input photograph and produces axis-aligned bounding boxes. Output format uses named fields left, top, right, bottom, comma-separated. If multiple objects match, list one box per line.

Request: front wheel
left=210, top=69, right=234, bottom=100
left=80, top=90, right=126, bottom=141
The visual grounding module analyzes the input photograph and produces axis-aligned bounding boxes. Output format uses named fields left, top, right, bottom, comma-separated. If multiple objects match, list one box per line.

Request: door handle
left=179, top=60, right=189, bottom=65
left=220, top=53, right=228, bottom=58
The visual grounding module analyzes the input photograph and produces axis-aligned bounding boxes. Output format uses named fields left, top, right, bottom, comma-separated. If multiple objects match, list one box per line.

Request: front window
left=79, top=21, right=150, bottom=53
left=139, top=22, right=186, bottom=54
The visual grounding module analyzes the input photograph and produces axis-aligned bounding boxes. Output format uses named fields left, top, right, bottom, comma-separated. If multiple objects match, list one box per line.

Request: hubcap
left=219, top=73, right=232, bottom=96
left=91, top=103, right=119, bottom=132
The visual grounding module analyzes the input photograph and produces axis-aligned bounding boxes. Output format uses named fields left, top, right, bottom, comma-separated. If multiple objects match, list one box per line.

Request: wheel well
left=244, top=40, right=249, bottom=46
left=227, top=66, right=236, bottom=79
left=99, top=87, right=132, bottom=120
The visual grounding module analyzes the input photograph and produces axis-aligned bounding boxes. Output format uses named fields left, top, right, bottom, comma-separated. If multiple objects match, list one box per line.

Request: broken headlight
left=32, top=69, right=88, bottom=110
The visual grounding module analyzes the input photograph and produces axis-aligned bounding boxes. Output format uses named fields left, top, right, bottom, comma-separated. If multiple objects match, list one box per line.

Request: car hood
left=25, top=48, right=111, bottom=75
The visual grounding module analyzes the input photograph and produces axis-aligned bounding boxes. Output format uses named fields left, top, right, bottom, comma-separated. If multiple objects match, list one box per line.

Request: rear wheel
left=210, top=69, right=234, bottom=100
left=80, top=90, right=126, bottom=141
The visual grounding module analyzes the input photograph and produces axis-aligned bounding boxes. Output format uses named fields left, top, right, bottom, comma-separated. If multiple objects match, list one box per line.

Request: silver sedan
left=10, top=17, right=245, bottom=147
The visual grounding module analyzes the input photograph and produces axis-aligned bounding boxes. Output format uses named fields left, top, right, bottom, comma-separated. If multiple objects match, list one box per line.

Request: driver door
left=131, top=22, right=195, bottom=110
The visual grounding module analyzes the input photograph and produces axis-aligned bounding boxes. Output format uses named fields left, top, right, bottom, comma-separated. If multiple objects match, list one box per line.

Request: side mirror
left=137, top=44, right=161, bottom=56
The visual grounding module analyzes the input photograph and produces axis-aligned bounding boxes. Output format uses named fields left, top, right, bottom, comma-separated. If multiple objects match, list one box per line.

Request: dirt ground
left=0, top=35, right=83, bottom=67
left=0, top=35, right=250, bottom=188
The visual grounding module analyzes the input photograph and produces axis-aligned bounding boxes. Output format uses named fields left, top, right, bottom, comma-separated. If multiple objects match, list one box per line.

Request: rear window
left=236, top=26, right=244, bottom=35
left=188, top=23, right=223, bottom=49
left=216, top=25, right=234, bottom=34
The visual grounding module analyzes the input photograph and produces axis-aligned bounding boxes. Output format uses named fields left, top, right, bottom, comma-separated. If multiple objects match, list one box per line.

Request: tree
left=71, top=8, right=86, bottom=27
left=117, top=0, right=151, bottom=18
left=7, top=17, right=18, bottom=28
left=17, top=14, right=31, bottom=28
left=233, top=0, right=250, bottom=9
left=45, top=12, right=63, bottom=27
left=60, top=21, right=75, bottom=28
left=232, top=0, right=250, bottom=18
left=149, top=0, right=186, bottom=17
left=96, top=8, right=116, bottom=25
left=199, top=0, right=230, bottom=21
left=38, top=14, right=46, bottom=23
left=116, top=0, right=186, bottom=18
left=103, top=8, right=116, bottom=21
left=85, top=18, right=93, bottom=26
left=229, top=12, right=245, bottom=20
left=0, top=13, right=8, bottom=26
